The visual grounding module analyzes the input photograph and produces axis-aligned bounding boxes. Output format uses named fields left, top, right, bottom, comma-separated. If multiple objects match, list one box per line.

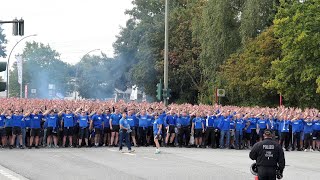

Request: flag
left=16, top=55, right=23, bottom=85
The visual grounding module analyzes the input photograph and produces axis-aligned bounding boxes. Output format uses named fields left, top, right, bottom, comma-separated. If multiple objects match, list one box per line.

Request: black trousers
left=214, top=129, right=220, bottom=148
left=304, top=133, right=312, bottom=149
left=258, top=167, right=276, bottom=180
left=250, top=129, right=258, bottom=146
left=204, top=127, right=215, bottom=147
left=178, top=126, right=190, bottom=147
left=138, top=127, right=147, bottom=146
left=280, top=132, right=290, bottom=149
left=292, top=132, right=301, bottom=150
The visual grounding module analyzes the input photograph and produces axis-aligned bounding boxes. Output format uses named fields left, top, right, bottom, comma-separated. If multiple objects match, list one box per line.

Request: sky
left=0, top=0, right=133, bottom=66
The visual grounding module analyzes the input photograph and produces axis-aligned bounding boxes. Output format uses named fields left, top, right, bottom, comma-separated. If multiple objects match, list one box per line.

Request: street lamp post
left=74, top=48, right=101, bottom=99
left=163, top=0, right=169, bottom=106
left=6, top=34, right=37, bottom=98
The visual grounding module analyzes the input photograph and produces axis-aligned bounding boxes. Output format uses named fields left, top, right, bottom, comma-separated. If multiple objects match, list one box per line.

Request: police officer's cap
left=264, top=129, right=272, bottom=136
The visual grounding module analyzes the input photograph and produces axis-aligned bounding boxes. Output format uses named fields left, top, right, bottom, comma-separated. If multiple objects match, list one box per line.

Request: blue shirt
left=235, top=118, right=246, bottom=131
left=219, top=116, right=231, bottom=131
left=206, top=116, right=215, bottom=128
left=78, top=115, right=89, bottom=128
left=193, top=117, right=203, bottom=129
left=4, top=115, right=12, bottom=127
left=119, top=118, right=130, bottom=129
left=138, top=115, right=149, bottom=127
left=214, top=116, right=222, bottom=129
left=178, top=116, right=190, bottom=127
left=292, top=119, right=303, bottom=133
left=304, top=121, right=314, bottom=134
left=0, top=115, right=5, bottom=127
left=62, top=113, right=74, bottom=127
left=24, top=116, right=31, bottom=128
left=47, top=114, right=59, bottom=128
left=127, top=115, right=137, bottom=127
left=279, top=120, right=291, bottom=133
left=91, top=114, right=103, bottom=128
left=147, top=115, right=154, bottom=127
left=257, top=119, right=268, bottom=129
left=267, top=119, right=277, bottom=130
left=30, top=114, right=43, bottom=128
left=249, top=118, right=257, bottom=129
left=166, top=115, right=177, bottom=126
left=313, top=120, right=320, bottom=131
left=110, top=113, right=122, bottom=125
left=12, top=115, right=23, bottom=127
left=153, top=118, right=163, bottom=134
left=103, top=114, right=111, bottom=128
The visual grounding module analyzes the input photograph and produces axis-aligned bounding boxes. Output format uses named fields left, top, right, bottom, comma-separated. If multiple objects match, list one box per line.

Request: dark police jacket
left=249, top=138, right=285, bottom=171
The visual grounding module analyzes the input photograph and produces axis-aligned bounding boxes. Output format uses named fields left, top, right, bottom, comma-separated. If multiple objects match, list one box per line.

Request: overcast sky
left=0, top=0, right=133, bottom=66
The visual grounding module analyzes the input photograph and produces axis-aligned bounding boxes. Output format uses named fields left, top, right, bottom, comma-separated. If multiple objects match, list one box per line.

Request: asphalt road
left=0, top=147, right=319, bottom=180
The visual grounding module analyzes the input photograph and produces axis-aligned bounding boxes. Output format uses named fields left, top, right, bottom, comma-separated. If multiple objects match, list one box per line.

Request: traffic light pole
left=163, top=0, right=169, bottom=106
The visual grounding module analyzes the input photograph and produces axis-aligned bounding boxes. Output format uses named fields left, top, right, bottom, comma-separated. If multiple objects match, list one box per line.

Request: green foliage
left=219, top=27, right=281, bottom=106
left=0, top=25, right=7, bottom=58
left=76, top=54, right=120, bottom=99
left=267, top=0, right=320, bottom=108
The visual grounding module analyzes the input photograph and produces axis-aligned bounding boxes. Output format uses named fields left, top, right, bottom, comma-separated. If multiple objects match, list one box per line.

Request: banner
left=16, top=55, right=23, bottom=85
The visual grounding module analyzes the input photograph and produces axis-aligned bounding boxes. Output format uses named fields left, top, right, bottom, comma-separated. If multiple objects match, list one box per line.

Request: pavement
left=0, top=147, right=319, bottom=180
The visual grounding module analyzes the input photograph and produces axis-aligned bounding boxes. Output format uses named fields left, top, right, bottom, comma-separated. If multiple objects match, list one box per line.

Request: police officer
left=249, top=129, right=285, bottom=180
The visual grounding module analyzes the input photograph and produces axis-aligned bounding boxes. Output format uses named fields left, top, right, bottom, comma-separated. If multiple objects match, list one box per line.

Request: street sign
left=31, top=89, right=36, bottom=94
left=217, top=89, right=225, bottom=97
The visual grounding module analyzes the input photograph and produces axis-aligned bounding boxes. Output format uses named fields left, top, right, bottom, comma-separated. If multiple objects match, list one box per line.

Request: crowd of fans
left=0, top=98, right=319, bottom=153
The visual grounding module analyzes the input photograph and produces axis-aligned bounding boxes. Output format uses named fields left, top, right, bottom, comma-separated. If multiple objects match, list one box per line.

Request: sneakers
left=310, top=149, right=314, bottom=152
left=119, top=149, right=123, bottom=153
left=155, top=149, right=160, bottom=154
left=304, top=149, right=309, bottom=152
left=128, top=149, right=135, bottom=153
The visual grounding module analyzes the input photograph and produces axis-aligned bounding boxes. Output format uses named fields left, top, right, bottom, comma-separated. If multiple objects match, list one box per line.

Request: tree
left=218, top=27, right=281, bottom=106
left=197, top=0, right=243, bottom=103
left=266, top=0, right=320, bottom=108
left=76, top=54, right=120, bottom=99
left=0, top=25, right=7, bottom=58
left=9, top=41, right=72, bottom=98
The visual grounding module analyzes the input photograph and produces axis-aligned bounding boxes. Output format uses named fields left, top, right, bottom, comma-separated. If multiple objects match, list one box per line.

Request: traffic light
left=18, top=18, right=24, bottom=36
left=12, top=18, right=24, bottom=36
left=167, top=88, right=172, bottom=98
left=0, top=62, right=7, bottom=92
left=156, top=80, right=162, bottom=101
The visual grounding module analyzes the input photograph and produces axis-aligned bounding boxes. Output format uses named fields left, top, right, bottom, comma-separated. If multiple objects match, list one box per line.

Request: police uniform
left=249, top=130, right=285, bottom=180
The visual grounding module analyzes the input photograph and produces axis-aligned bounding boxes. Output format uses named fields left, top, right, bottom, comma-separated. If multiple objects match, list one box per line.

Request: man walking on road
left=249, top=129, right=285, bottom=180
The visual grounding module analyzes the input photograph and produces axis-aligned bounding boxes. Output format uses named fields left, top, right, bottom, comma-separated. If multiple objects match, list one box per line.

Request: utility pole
left=163, top=0, right=169, bottom=106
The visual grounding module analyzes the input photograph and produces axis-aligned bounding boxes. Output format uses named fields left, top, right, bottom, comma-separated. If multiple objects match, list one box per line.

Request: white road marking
left=0, top=166, right=29, bottom=180
left=122, top=152, right=136, bottom=156
left=107, top=149, right=117, bottom=152
left=143, top=157, right=158, bottom=161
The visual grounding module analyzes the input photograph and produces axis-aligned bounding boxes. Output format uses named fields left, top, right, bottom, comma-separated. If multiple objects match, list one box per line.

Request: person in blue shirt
left=279, top=116, right=291, bottom=151
left=192, top=112, right=204, bottom=148
left=177, top=110, right=191, bottom=148
left=61, top=109, right=75, bottom=148
left=24, top=114, right=31, bottom=148
left=109, top=108, right=122, bottom=147
left=235, top=114, right=246, bottom=150
left=218, top=112, right=231, bottom=149
left=257, top=115, right=269, bottom=142
left=16, top=112, right=26, bottom=149
left=312, top=117, right=320, bottom=151
left=119, top=112, right=134, bottom=153
left=0, top=112, right=6, bottom=148
left=90, top=109, right=104, bottom=147
left=126, top=109, right=138, bottom=147
left=102, top=108, right=111, bottom=147
left=77, top=110, right=90, bottom=147
left=303, top=117, right=314, bottom=152
left=204, top=111, right=216, bottom=148
left=10, top=109, right=25, bottom=149
left=291, top=115, right=304, bottom=151
left=26, top=109, right=44, bottom=149
left=164, top=111, right=177, bottom=147
left=146, top=108, right=155, bottom=146
left=248, top=115, right=258, bottom=146
left=45, top=109, right=59, bottom=148
left=213, top=112, right=223, bottom=148
left=4, top=110, right=13, bottom=147
left=153, top=113, right=163, bottom=154
left=137, top=109, right=151, bottom=147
